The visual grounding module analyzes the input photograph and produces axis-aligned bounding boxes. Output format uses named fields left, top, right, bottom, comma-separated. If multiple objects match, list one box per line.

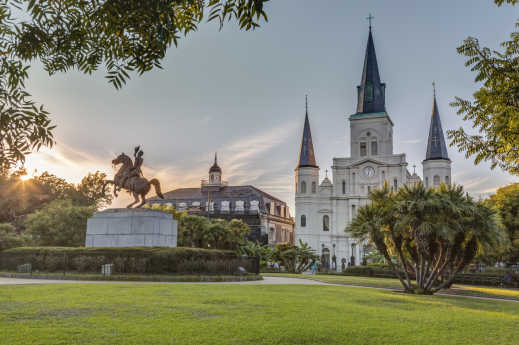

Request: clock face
left=363, top=166, right=375, bottom=177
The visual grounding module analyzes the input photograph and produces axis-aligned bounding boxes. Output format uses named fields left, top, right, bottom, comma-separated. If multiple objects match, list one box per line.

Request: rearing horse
left=103, top=153, right=164, bottom=208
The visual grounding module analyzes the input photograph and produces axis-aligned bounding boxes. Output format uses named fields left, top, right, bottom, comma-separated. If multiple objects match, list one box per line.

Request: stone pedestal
left=85, top=208, right=177, bottom=247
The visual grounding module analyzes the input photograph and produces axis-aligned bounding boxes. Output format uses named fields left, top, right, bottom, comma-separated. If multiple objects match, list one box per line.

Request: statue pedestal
left=85, top=208, right=177, bottom=247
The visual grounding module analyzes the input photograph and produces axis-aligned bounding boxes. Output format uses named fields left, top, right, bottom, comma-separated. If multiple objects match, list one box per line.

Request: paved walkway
left=0, top=276, right=327, bottom=286
left=1, top=276, right=517, bottom=303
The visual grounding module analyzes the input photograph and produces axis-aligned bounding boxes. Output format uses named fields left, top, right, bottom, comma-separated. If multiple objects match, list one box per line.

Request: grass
left=0, top=283, right=518, bottom=345
left=264, top=273, right=519, bottom=301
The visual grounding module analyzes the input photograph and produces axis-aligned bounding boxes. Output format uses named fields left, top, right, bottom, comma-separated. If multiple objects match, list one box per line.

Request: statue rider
left=120, top=146, right=144, bottom=190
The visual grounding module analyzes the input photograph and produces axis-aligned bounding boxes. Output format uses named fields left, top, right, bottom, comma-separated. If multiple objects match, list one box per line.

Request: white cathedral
left=294, top=26, right=452, bottom=270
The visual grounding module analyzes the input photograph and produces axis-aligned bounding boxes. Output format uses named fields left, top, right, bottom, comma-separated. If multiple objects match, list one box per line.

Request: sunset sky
left=22, top=0, right=518, bottom=210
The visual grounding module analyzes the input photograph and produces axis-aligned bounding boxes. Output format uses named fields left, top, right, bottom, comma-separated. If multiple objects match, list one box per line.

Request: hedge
left=339, top=266, right=519, bottom=288
left=0, top=247, right=259, bottom=275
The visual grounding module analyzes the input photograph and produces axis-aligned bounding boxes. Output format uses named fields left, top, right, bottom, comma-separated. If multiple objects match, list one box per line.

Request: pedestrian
left=273, top=261, right=279, bottom=272
left=311, top=261, right=318, bottom=275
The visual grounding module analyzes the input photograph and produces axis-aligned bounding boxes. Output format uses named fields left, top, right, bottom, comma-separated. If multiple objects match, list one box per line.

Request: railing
left=201, top=179, right=229, bottom=187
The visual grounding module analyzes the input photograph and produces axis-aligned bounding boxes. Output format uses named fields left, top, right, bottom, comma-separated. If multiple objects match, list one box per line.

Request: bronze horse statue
left=103, top=152, right=164, bottom=208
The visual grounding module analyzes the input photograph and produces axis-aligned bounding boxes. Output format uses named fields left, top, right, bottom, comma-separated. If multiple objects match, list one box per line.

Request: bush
left=0, top=247, right=259, bottom=275
left=0, top=223, right=27, bottom=250
left=340, top=265, right=519, bottom=288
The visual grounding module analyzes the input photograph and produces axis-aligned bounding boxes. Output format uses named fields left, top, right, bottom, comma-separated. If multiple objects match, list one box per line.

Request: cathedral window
left=352, top=205, right=357, bottom=219
left=433, top=175, right=440, bottom=186
left=425, top=177, right=429, bottom=188
left=393, top=178, right=398, bottom=190
left=301, top=181, right=307, bottom=194
left=371, top=141, right=378, bottom=156
left=382, top=171, right=386, bottom=182
left=300, top=215, right=306, bottom=227
left=323, top=215, right=330, bottom=231
left=445, top=176, right=450, bottom=184
left=312, top=181, right=317, bottom=194
left=342, top=180, right=346, bottom=194
left=352, top=173, right=356, bottom=193
left=360, top=142, right=367, bottom=157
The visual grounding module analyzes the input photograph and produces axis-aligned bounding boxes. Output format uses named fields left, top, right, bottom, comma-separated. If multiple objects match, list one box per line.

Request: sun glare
left=20, top=174, right=32, bottom=181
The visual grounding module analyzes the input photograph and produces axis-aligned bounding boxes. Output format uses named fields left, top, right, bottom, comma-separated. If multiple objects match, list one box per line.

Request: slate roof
left=425, top=94, right=450, bottom=161
left=149, top=185, right=288, bottom=209
left=356, top=28, right=386, bottom=114
left=297, top=105, right=318, bottom=169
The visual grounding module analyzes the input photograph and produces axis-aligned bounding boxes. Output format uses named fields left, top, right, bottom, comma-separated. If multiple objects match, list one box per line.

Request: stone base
left=85, top=208, right=177, bottom=247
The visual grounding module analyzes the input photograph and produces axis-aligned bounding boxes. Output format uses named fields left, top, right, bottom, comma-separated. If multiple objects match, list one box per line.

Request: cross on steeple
left=305, top=94, right=308, bottom=115
left=325, top=169, right=329, bottom=178
left=412, top=164, right=416, bottom=174
left=366, top=13, right=374, bottom=30
left=432, top=81, right=436, bottom=97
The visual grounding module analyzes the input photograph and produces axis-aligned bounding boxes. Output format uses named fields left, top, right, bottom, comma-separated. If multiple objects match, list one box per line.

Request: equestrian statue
left=103, top=146, right=164, bottom=208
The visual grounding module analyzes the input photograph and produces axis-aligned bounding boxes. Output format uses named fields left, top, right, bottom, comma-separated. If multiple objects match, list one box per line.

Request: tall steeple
left=425, top=84, right=449, bottom=161
left=356, top=24, right=386, bottom=114
left=297, top=96, right=318, bottom=168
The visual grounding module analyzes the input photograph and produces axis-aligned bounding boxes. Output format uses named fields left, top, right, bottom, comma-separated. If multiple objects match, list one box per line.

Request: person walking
left=311, top=261, right=318, bottom=275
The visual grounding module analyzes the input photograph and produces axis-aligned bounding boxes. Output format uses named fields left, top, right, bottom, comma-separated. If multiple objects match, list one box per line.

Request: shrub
left=0, top=247, right=259, bottom=275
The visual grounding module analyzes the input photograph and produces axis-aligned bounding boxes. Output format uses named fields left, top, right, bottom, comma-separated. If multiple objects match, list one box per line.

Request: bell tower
left=422, top=84, right=451, bottom=188
left=349, top=24, right=394, bottom=159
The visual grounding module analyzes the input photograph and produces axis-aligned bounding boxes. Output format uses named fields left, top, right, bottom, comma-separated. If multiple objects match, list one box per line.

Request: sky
left=22, top=0, right=519, bottom=210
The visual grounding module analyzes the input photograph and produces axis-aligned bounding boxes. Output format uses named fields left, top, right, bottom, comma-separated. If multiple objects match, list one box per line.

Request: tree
left=448, top=0, right=519, bottom=174
left=348, top=183, right=504, bottom=294
left=272, top=240, right=318, bottom=273
left=0, top=0, right=269, bottom=169
left=25, top=199, right=95, bottom=247
left=177, top=214, right=250, bottom=250
left=75, top=171, right=113, bottom=209
left=0, top=222, right=26, bottom=250
left=486, top=183, right=519, bottom=263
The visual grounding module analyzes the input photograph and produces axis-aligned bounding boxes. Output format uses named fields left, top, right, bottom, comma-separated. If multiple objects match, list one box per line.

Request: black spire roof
left=356, top=27, right=386, bottom=114
left=425, top=90, right=450, bottom=161
left=209, top=153, right=222, bottom=173
left=297, top=97, right=318, bottom=169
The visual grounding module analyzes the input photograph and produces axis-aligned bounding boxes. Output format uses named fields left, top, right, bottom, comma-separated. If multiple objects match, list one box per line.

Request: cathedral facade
left=294, top=27, right=451, bottom=270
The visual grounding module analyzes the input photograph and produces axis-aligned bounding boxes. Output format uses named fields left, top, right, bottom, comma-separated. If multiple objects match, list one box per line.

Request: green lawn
left=264, top=273, right=519, bottom=301
left=1, top=283, right=518, bottom=345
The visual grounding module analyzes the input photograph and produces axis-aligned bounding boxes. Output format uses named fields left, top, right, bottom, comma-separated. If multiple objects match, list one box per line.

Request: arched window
left=382, top=171, right=386, bottom=183
left=300, top=215, right=306, bottom=227
left=360, top=142, right=367, bottom=157
left=323, top=215, right=330, bottom=231
left=371, top=141, right=378, bottom=156
left=365, top=82, right=374, bottom=102
left=342, top=180, right=346, bottom=194
left=301, top=181, right=307, bottom=194
left=425, top=177, right=429, bottom=188
left=352, top=173, right=356, bottom=193
left=312, top=181, right=317, bottom=194
left=351, top=205, right=356, bottom=219
left=393, top=178, right=398, bottom=190
left=433, top=175, right=440, bottom=186
left=445, top=176, right=450, bottom=184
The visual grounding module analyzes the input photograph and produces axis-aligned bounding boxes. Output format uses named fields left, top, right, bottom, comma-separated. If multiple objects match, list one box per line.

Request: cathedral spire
left=297, top=96, right=318, bottom=169
left=356, top=24, right=386, bottom=114
left=425, top=84, right=449, bottom=161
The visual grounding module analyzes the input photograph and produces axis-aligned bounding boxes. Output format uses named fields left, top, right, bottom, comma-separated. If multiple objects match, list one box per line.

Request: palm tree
left=348, top=182, right=504, bottom=294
